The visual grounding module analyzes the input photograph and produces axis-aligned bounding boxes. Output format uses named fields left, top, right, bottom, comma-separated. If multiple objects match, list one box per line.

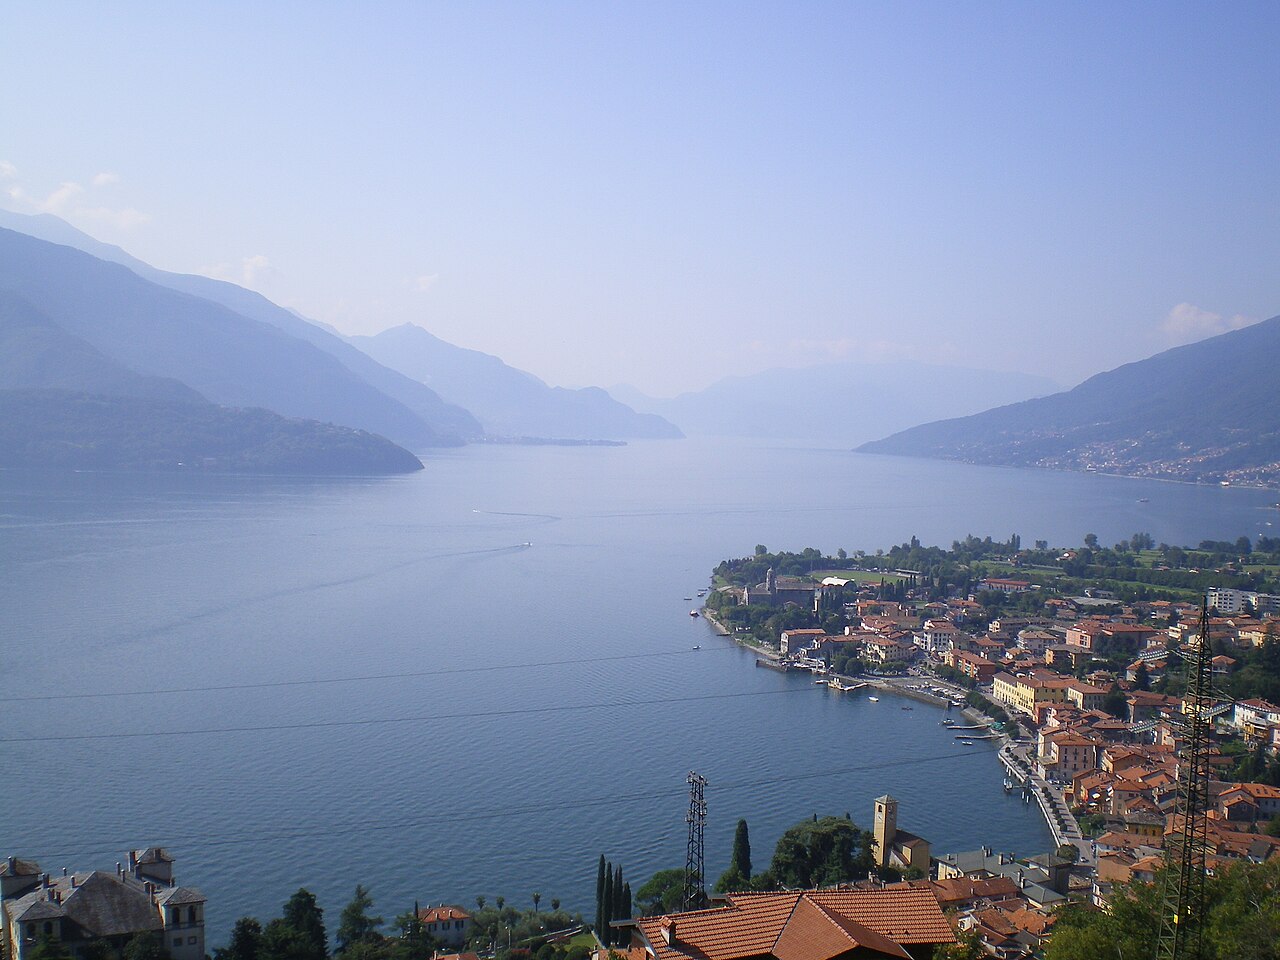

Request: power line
left=22, top=747, right=990, bottom=862
left=0, top=647, right=739, bottom=704
left=0, top=687, right=809, bottom=743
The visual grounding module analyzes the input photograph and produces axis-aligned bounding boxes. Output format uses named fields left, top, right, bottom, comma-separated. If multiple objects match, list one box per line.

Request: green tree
left=934, top=925, right=982, bottom=960
left=761, top=816, right=872, bottom=888
left=122, top=934, right=168, bottom=960
left=531, top=893, right=540, bottom=914
left=28, top=936, right=74, bottom=960
left=216, top=918, right=266, bottom=960
left=1083, top=533, right=1099, bottom=549
left=1102, top=683, right=1129, bottom=719
left=595, top=855, right=606, bottom=940
left=635, top=869, right=686, bottom=917
left=336, top=886, right=383, bottom=953
left=716, top=819, right=753, bottom=892
left=262, top=889, right=328, bottom=960
left=1135, top=662, right=1151, bottom=691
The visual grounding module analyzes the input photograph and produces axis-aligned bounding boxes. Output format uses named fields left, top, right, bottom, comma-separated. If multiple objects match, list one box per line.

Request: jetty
left=756, top=658, right=791, bottom=673
left=827, top=678, right=867, bottom=692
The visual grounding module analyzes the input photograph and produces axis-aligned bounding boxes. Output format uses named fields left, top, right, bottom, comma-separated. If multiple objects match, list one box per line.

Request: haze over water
left=3, top=439, right=1276, bottom=943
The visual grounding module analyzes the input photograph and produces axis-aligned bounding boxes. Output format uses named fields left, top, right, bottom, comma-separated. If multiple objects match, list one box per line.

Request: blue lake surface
left=2, top=439, right=1276, bottom=943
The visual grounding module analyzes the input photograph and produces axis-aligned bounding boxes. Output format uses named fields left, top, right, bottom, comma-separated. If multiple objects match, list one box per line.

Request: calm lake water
left=2, top=439, right=1276, bottom=943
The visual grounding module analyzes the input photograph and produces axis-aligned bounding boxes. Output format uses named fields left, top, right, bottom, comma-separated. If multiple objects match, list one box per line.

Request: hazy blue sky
left=2, top=2, right=1277, bottom=395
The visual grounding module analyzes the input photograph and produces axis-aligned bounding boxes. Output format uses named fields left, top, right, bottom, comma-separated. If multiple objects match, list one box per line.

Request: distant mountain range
left=0, top=211, right=480, bottom=447
left=351, top=324, right=682, bottom=441
left=858, top=316, right=1280, bottom=486
left=0, top=389, right=423, bottom=474
left=611, top=363, right=1060, bottom=447
left=0, top=211, right=681, bottom=474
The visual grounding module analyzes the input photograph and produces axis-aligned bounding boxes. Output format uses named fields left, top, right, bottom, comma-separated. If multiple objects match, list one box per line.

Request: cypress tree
left=611, top=865, right=624, bottom=944
left=601, top=861, right=613, bottom=945
left=729, top=819, right=752, bottom=880
left=622, top=882, right=632, bottom=924
left=595, top=855, right=606, bottom=939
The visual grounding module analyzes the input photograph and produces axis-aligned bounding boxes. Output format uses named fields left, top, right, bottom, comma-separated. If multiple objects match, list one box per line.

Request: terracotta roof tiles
left=635, top=889, right=952, bottom=960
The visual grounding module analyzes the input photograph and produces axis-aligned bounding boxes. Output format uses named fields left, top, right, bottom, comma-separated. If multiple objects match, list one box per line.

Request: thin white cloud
left=42, top=181, right=85, bottom=214
left=1161, top=303, right=1256, bottom=344
left=0, top=169, right=150, bottom=232
left=412, top=273, right=439, bottom=292
left=199, top=254, right=277, bottom=289
left=76, top=205, right=150, bottom=229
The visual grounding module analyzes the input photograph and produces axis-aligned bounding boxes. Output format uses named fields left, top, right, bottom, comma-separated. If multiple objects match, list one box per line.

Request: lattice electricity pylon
left=683, top=771, right=708, bottom=911
left=1156, top=601, right=1216, bottom=960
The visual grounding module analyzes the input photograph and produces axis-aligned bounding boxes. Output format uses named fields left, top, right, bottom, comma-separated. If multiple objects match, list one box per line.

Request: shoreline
left=704, top=604, right=1072, bottom=855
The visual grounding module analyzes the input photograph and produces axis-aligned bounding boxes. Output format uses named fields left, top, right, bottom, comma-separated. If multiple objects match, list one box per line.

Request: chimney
left=6, top=856, right=15, bottom=873
left=661, top=919, right=675, bottom=946
left=62, top=867, right=68, bottom=877
left=116, top=862, right=123, bottom=877
left=129, top=851, right=137, bottom=867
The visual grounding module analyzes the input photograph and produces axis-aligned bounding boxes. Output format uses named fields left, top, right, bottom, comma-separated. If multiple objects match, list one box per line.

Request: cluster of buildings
left=1, top=850, right=204, bottom=960
left=757, top=569, right=1280, bottom=954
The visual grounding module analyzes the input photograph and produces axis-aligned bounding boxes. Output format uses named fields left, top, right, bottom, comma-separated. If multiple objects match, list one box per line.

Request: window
left=188, top=937, right=198, bottom=945
left=174, top=939, right=183, bottom=947
left=189, top=907, right=198, bottom=924
left=44, top=923, right=53, bottom=936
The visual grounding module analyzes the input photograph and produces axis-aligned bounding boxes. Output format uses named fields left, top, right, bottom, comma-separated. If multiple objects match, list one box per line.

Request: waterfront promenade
left=706, top=608, right=1076, bottom=860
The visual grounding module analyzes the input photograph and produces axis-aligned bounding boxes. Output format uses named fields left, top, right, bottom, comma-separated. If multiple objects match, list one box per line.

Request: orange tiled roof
left=634, top=889, right=953, bottom=960
left=418, top=905, right=472, bottom=923
left=928, top=875, right=1019, bottom=906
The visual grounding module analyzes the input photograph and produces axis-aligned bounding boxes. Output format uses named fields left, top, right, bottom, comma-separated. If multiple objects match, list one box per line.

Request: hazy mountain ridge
left=351, top=324, right=683, bottom=441
left=612, top=362, right=1061, bottom=447
left=857, top=316, right=1280, bottom=486
left=0, top=211, right=482, bottom=443
left=0, top=290, right=206, bottom=404
left=0, top=389, right=424, bottom=474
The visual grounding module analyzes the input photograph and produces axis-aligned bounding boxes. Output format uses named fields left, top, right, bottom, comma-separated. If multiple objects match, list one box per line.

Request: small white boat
left=868, top=696, right=880, bottom=702
left=689, top=610, right=699, bottom=617
left=692, top=644, right=701, bottom=650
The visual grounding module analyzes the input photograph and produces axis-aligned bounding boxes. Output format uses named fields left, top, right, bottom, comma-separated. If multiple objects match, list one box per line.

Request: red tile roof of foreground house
left=634, top=889, right=953, bottom=960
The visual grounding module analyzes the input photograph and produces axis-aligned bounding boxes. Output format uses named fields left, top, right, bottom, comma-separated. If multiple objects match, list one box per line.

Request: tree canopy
left=759, top=816, right=873, bottom=889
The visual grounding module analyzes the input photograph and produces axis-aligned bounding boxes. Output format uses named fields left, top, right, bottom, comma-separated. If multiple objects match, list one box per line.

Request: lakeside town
left=700, top=533, right=1280, bottom=956
left=6, top=533, right=1280, bottom=960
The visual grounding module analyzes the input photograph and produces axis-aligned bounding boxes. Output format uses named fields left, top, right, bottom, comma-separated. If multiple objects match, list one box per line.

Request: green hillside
left=0, top=390, right=424, bottom=475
